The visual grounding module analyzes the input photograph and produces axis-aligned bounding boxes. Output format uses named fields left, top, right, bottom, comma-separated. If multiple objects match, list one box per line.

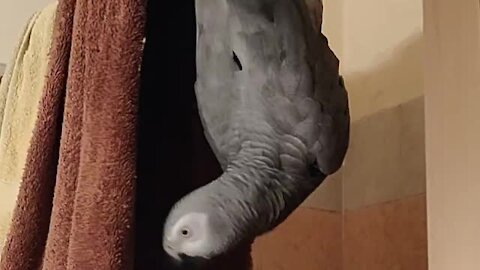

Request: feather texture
left=196, top=0, right=349, bottom=178
left=163, top=0, right=349, bottom=259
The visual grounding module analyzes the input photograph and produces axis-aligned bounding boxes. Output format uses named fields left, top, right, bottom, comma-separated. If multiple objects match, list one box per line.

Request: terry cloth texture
left=0, top=0, right=146, bottom=269
left=0, top=1, right=57, bottom=254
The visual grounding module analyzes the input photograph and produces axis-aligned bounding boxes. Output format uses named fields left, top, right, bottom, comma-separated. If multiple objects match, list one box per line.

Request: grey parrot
left=163, top=0, right=349, bottom=264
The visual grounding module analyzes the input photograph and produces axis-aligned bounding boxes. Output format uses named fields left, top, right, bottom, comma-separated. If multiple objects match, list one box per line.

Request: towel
left=0, top=2, right=57, bottom=253
left=0, top=0, right=146, bottom=269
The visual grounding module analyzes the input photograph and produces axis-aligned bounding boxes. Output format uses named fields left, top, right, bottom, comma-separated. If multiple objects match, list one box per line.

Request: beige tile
left=344, top=31, right=423, bottom=122
left=0, top=63, right=6, bottom=76
left=343, top=194, right=428, bottom=270
left=302, top=170, right=342, bottom=211
left=343, top=97, right=426, bottom=210
left=252, top=208, right=342, bottom=270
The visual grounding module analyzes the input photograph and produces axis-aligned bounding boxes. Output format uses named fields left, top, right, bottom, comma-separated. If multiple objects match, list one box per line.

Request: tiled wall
left=341, top=97, right=428, bottom=270
left=344, top=195, right=428, bottom=270
left=252, top=208, right=342, bottom=270
left=251, top=99, right=428, bottom=270
left=343, top=98, right=426, bottom=210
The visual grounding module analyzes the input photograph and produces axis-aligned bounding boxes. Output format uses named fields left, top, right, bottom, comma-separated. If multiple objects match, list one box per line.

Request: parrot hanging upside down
left=162, top=0, right=350, bottom=265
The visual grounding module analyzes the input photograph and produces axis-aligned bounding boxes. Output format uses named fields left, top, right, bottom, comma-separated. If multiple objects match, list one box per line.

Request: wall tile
left=343, top=97, right=426, bottom=210
left=343, top=194, right=428, bottom=270
left=302, top=171, right=342, bottom=211
left=252, top=208, right=342, bottom=270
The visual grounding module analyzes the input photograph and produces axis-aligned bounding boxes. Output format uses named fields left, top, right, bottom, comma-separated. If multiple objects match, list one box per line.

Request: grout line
left=299, top=206, right=341, bottom=214
left=344, top=193, right=427, bottom=212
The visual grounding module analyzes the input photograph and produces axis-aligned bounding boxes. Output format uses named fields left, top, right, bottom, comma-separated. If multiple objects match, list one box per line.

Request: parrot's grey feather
left=196, top=0, right=348, bottom=176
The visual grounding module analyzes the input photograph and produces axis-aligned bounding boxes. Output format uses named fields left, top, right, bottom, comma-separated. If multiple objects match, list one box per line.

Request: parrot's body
left=163, top=0, right=349, bottom=264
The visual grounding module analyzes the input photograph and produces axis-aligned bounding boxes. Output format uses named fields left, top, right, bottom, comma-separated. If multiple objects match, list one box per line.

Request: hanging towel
left=0, top=2, right=57, bottom=253
left=0, top=0, right=146, bottom=269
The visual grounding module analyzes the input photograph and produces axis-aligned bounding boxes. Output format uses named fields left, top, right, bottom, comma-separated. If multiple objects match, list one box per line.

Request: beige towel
left=0, top=2, right=57, bottom=252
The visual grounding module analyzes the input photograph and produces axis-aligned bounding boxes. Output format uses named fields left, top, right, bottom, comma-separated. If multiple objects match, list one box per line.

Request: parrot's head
left=162, top=185, right=242, bottom=265
left=163, top=211, right=216, bottom=261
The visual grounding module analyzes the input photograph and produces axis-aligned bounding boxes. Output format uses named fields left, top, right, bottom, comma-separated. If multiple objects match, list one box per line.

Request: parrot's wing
left=293, top=0, right=350, bottom=175
left=195, top=0, right=349, bottom=175
left=195, top=0, right=241, bottom=170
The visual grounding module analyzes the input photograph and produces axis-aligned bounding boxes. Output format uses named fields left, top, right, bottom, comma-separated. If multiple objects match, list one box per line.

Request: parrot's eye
left=180, top=228, right=191, bottom=238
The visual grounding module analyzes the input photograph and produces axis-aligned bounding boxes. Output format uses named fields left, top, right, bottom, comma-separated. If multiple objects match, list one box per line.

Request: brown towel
left=0, top=0, right=146, bottom=269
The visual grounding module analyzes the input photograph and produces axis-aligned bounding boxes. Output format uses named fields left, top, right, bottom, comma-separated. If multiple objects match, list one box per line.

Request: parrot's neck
left=211, top=142, right=326, bottom=238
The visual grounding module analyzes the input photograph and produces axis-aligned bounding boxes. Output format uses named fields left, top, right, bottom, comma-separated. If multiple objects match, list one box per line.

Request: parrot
left=162, top=0, right=350, bottom=265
